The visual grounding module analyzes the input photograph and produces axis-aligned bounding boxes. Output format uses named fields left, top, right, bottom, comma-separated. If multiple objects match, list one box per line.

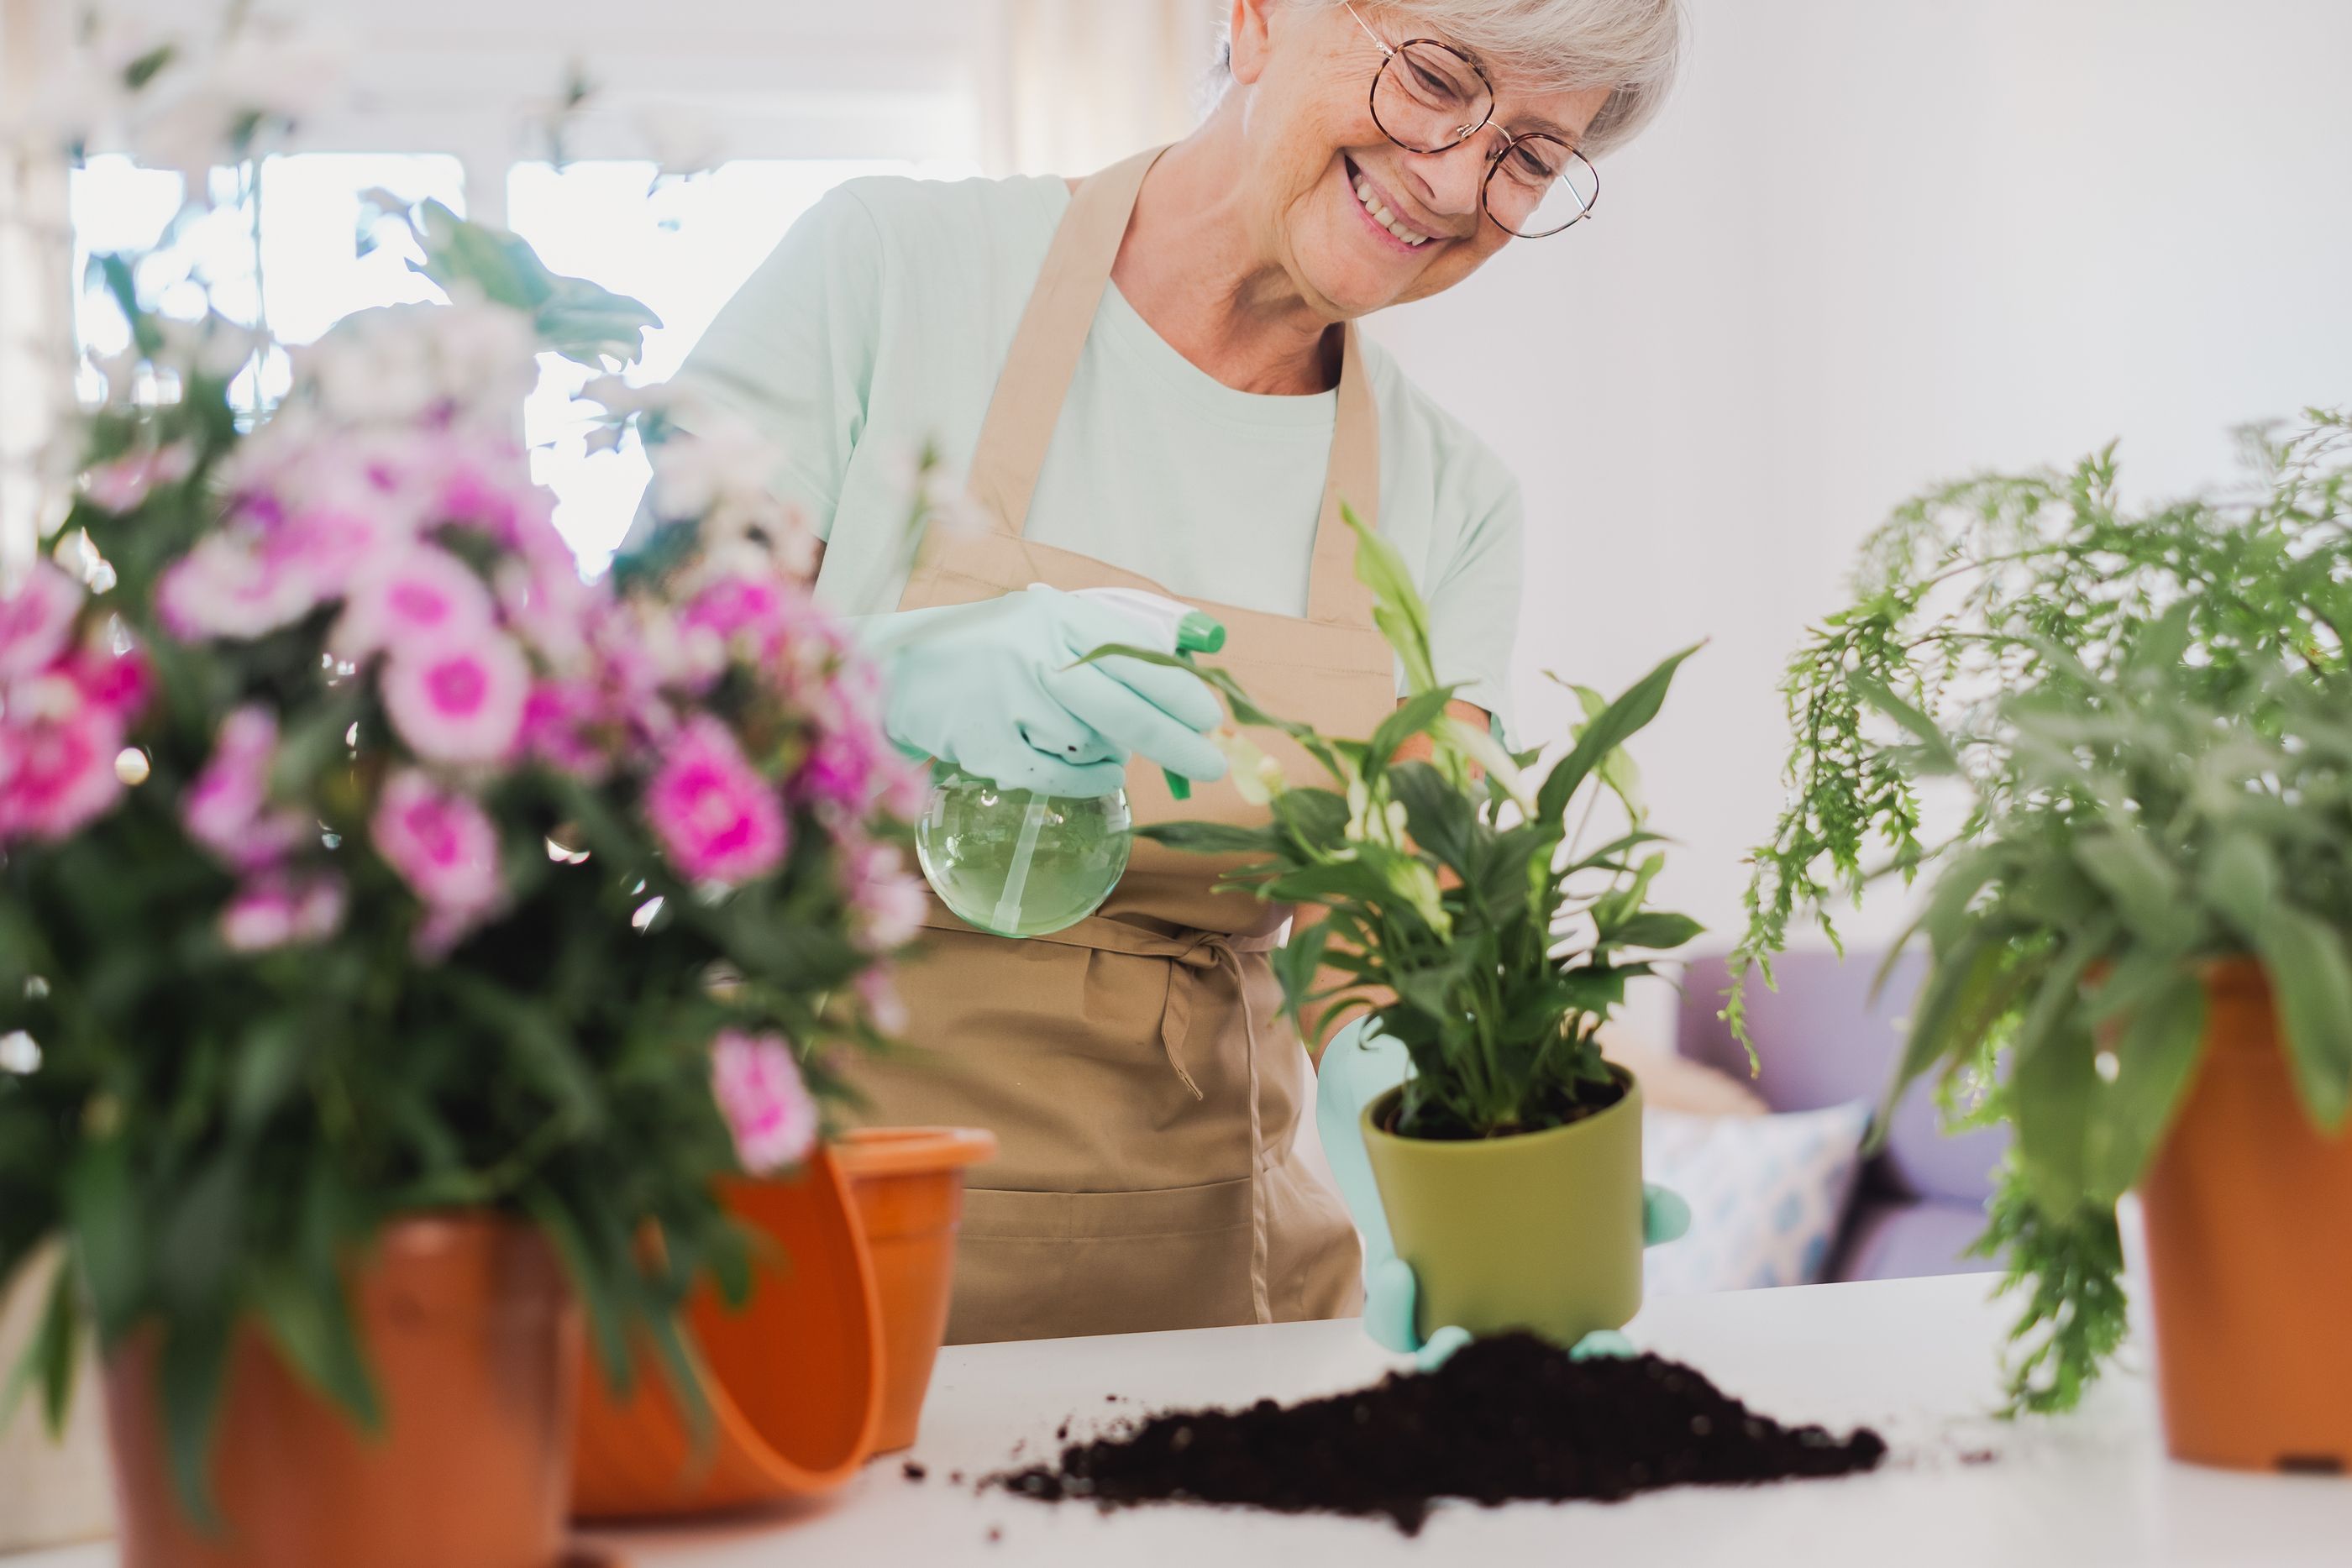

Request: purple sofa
left=1673, top=951, right=2006, bottom=1282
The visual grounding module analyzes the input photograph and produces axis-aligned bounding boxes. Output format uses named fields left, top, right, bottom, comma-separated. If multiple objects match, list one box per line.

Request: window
left=71, top=154, right=466, bottom=409
left=67, top=149, right=978, bottom=570
left=507, top=155, right=976, bottom=570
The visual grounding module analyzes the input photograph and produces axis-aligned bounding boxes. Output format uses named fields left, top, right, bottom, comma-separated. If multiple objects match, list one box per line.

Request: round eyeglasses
left=1346, top=3, right=1599, bottom=239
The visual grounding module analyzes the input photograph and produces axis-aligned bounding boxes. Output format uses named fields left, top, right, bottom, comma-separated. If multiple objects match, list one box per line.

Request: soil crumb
left=990, top=1335, right=1887, bottom=1535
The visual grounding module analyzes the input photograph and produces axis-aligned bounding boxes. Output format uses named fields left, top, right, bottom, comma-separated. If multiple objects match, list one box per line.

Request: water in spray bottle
left=916, top=588, right=1226, bottom=938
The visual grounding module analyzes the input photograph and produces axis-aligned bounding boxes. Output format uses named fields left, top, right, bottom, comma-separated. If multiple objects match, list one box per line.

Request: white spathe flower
left=1343, top=774, right=1409, bottom=850
left=1215, top=730, right=1284, bottom=806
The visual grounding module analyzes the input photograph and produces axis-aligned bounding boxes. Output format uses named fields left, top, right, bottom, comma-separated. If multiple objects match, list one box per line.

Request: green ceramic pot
left=1361, top=1072, right=1645, bottom=1346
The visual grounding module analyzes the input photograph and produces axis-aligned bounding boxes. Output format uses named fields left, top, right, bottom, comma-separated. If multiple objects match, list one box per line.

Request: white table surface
left=18, top=1272, right=2351, bottom=1567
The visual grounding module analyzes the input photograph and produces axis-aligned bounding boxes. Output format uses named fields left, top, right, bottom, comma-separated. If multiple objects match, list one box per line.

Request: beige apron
left=850, top=144, right=1394, bottom=1343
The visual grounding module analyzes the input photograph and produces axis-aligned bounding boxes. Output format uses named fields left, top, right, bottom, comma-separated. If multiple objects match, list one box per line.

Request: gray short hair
left=1231, top=1, right=1686, bottom=158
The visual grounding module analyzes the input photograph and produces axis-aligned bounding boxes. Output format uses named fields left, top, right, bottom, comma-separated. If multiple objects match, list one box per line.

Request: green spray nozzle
left=1176, top=610, right=1226, bottom=655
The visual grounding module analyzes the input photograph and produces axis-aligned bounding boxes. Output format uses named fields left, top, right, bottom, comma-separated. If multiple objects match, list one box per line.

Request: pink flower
left=710, top=1029, right=819, bottom=1174
left=843, top=836, right=926, bottom=952
left=371, top=768, right=503, bottom=950
left=0, top=560, right=83, bottom=682
left=0, top=686, right=125, bottom=845
left=155, top=535, right=324, bottom=642
left=271, top=507, right=397, bottom=600
left=184, top=705, right=311, bottom=871
left=61, top=638, right=154, bottom=721
left=856, top=966, right=909, bottom=1036
left=221, top=871, right=347, bottom=952
left=82, top=442, right=195, bottom=512
left=682, top=571, right=810, bottom=659
left=331, top=546, right=496, bottom=659
left=643, top=716, right=789, bottom=884
left=519, top=679, right=612, bottom=781
left=381, top=631, right=531, bottom=766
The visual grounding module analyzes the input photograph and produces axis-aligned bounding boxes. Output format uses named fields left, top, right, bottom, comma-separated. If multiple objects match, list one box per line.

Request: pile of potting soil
left=991, top=1334, right=1887, bottom=1535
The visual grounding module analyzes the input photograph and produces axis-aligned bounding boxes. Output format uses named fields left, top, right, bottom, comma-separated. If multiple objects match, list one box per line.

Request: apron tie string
left=1171, top=931, right=1273, bottom=1325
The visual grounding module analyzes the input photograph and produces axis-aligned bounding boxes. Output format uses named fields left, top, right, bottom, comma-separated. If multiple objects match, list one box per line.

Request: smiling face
left=1226, top=1, right=1614, bottom=317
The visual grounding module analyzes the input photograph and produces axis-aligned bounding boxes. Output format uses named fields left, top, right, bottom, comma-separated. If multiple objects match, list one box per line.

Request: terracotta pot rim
left=832, top=1126, right=1000, bottom=1179
left=2195, top=953, right=2267, bottom=993
left=1361, top=1069, right=1642, bottom=1155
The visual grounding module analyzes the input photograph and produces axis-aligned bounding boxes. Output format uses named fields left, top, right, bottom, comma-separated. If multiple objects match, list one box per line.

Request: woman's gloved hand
left=855, top=584, right=1229, bottom=796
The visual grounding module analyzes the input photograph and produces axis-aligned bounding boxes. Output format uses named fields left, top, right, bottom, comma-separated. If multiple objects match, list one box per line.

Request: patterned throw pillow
left=1641, top=1102, right=1873, bottom=1298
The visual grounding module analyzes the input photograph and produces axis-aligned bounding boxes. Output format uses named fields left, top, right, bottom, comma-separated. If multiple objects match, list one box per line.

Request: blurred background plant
left=0, top=10, right=924, bottom=1517
left=1136, top=508, right=1704, bottom=1141
left=1733, top=408, right=2352, bottom=1411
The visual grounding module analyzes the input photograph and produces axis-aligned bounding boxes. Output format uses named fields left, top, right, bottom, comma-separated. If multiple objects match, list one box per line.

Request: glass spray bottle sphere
left=916, top=767, right=1133, bottom=938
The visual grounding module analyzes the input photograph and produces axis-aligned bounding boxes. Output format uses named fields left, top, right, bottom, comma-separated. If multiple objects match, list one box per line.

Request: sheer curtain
left=986, top=0, right=1227, bottom=176
left=0, top=0, right=75, bottom=569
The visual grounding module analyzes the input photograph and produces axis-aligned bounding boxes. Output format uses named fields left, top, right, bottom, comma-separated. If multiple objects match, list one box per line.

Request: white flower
left=293, top=299, right=537, bottom=426
left=1215, top=730, right=1284, bottom=806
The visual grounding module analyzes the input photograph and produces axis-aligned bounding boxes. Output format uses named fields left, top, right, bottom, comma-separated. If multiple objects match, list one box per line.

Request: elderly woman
left=662, top=0, right=1682, bottom=1342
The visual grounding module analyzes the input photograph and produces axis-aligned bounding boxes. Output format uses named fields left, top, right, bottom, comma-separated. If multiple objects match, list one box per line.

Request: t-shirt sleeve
left=649, top=182, right=887, bottom=542
left=1422, top=472, right=1525, bottom=740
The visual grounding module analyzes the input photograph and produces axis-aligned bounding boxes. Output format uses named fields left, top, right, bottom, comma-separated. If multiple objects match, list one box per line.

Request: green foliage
left=1135, top=504, right=1704, bottom=1140
left=1735, top=409, right=2352, bottom=1413
left=410, top=199, right=663, bottom=370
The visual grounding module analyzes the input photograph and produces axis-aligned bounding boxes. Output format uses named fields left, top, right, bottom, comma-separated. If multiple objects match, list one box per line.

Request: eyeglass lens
left=1372, top=40, right=1596, bottom=236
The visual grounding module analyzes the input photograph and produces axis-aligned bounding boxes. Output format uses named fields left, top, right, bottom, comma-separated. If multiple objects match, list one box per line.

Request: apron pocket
left=946, top=1179, right=1256, bottom=1344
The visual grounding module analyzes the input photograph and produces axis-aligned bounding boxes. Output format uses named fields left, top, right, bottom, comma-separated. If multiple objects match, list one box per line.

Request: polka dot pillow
left=1641, top=1102, right=1872, bottom=1298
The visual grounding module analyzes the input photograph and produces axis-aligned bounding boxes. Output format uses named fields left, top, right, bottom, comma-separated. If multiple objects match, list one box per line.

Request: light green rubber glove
left=854, top=584, right=1228, bottom=798
left=1314, top=1015, right=1692, bottom=1371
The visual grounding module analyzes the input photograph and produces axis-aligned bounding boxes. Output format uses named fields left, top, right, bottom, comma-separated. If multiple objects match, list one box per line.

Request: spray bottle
left=916, top=587, right=1226, bottom=938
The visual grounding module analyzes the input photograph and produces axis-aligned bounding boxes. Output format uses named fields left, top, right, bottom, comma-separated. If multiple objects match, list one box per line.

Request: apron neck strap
left=963, top=144, right=1163, bottom=543
left=960, top=143, right=1380, bottom=633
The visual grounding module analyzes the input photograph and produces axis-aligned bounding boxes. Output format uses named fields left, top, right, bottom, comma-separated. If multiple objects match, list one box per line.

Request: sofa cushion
left=1642, top=1102, right=1872, bottom=1297
left=1831, top=1194, right=2000, bottom=1282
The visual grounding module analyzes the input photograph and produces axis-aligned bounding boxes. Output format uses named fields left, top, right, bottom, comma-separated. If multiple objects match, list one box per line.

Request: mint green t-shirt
left=665, top=173, right=1525, bottom=722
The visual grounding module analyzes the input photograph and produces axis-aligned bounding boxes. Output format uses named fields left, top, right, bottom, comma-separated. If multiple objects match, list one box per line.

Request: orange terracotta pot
left=570, top=1146, right=885, bottom=1518
left=833, top=1127, right=999, bottom=1454
left=102, top=1214, right=580, bottom=1568
left=2140, top=958, right=2352, bottom=1471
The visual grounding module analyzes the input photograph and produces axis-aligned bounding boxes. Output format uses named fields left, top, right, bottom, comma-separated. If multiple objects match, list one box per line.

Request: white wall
left=1364, top=0, right=2352, bottom=1043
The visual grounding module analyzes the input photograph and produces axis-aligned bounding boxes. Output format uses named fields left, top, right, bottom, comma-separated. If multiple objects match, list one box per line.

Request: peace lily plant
left=1733, top=410, right=2352, bottom=1426
left=1134, top=508, right=1704, bottom=1140
left=0, top=29, right=924, bottom=1537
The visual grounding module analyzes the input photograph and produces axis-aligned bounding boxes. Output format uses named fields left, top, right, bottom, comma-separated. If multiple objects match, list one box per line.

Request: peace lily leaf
left=1559, top=679, right=1649, bottom=820
left=1536, top=644, right=1700, bottom=826
left=1341, top=501, right=1436, bottom=695
left=1440, top=716, right=1532, bottom=810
